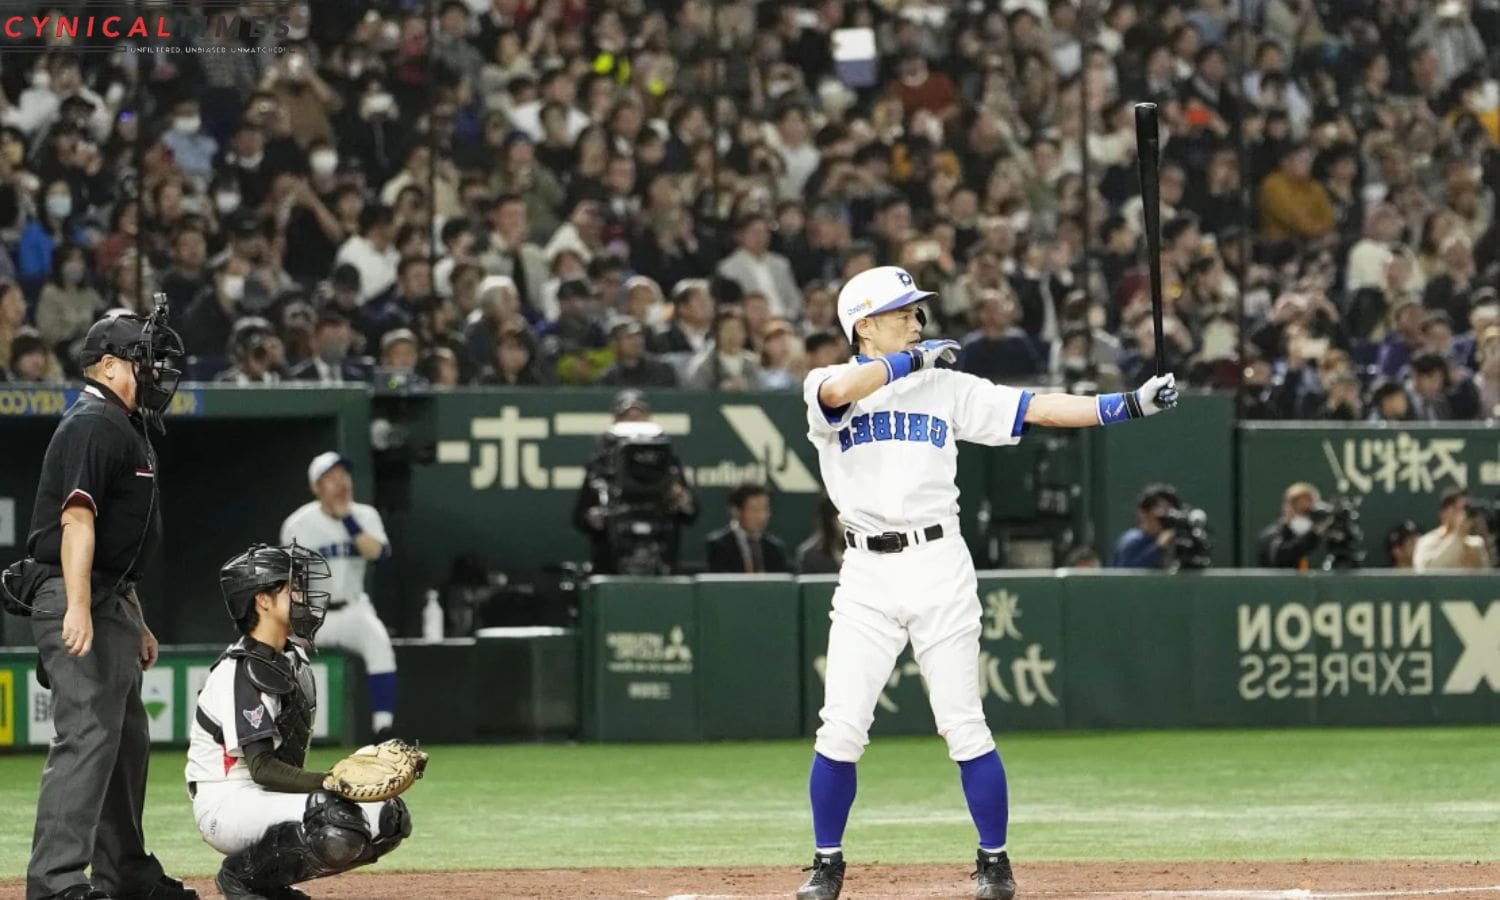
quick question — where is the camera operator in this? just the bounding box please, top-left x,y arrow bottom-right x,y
572,390 -> 698,574
1257,482 -> 1366,570
1414,487 -> 1493,571
1256,482 -> 1324,568
1110,484 -> 1181,569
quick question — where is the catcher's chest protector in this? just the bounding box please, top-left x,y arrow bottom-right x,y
221,640 -> 317,768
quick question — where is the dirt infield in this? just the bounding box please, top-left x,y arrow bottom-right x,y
22,860 -> 1484,899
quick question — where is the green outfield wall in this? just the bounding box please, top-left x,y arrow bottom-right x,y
582,572 -> 1500,741
4,386 -> 1499,649
0,646 -> 354,749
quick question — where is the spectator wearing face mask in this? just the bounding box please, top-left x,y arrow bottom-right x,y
1256,482 -> 1326,569
159,98 -> 219,180
284,168 -> 353,287
17,177 -> 84,292
181,257 -> 252,363
34,242 -> 103,349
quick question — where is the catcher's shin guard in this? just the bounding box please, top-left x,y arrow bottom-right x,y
304,790 -> 376,871
347,797 -> 412,868
215,822 -> 320,898
217,792 -> 396,897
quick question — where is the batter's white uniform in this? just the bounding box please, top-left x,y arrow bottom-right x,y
279,502 -> 395,677
804,363 -> 1030,764
185,640 -> 385,855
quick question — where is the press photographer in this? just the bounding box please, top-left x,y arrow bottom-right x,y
572,390 -> 698,575
1110,483 -> 1213,571
1256,482 -> 1365,570
1414,487 -> 1493,572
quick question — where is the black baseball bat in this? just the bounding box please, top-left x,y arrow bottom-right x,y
1134,102 -> 1166,378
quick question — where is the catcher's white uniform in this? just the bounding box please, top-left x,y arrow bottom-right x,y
185,637 -> 384,854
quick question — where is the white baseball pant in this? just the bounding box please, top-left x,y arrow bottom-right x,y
813,523 -> 994,764
317,593 -> 396,675
191,780 -> 387,855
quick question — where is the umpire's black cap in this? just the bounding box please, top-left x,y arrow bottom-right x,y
78,313 -> 147,367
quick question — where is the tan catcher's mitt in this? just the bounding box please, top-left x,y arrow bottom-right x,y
323,739 -> 429,802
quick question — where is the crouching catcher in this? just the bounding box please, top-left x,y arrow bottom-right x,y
185,542 -> 426,899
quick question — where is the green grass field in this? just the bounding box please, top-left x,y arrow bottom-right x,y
2,727 -> 1497,879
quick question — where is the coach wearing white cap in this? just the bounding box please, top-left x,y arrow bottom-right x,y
279,451 -> 399,736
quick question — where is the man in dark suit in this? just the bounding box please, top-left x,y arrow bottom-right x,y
288,310 -> 369,384
705,483 -> 790,574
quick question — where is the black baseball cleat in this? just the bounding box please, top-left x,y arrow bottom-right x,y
795,850 -> 846,900
212,870 -> 309,900
214,868 -> 268,900
972,850 -> 1016,900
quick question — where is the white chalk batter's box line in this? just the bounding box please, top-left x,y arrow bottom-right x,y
661,887 -> 1500,899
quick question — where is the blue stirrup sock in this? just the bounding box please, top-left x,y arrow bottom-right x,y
809,752 -> 857,851
958,750 -> 1009,851
368,671 -> 397,714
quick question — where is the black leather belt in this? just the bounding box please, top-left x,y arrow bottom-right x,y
845,524 -> 944,554
327,599 -> 349,611
187,781 -> 197,799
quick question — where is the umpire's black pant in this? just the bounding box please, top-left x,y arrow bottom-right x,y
27,576 -> 164,900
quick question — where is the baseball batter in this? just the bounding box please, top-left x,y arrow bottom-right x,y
796,266 -> 1178,900
186,542 -> 412,899
281,452 -> 398,736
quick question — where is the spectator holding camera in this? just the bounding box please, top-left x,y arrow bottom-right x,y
1110,484 -> 1181,569
1256,482 -> 1325,569
1414,487 -> 1493,572
215,317 -> 283,385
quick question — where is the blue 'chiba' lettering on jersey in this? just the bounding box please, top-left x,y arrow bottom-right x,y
837,411 -> 949,452
315,542 -> 359,560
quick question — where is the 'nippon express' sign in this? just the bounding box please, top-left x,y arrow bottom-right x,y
1236,599 -> 1500,700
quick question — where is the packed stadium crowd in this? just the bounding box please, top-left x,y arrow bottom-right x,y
0,0 -> 1495,420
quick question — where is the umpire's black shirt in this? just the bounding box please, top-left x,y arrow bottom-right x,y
27,380 -> 160,579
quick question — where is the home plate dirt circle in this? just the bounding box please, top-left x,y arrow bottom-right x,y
121,860 -> 1500,899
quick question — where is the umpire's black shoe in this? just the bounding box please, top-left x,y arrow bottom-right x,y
972,850 -> 1016,900
266,887 -> 311,900
46,886 -> 113,900
795,850 -> 845,900
117,875 -> 198,900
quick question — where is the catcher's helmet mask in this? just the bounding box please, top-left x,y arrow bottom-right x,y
219,541 -> 332,646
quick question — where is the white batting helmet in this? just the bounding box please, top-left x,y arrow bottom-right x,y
836,266 -> 936,341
